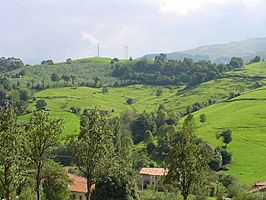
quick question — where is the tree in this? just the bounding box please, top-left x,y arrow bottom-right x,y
216,129 -> 232,147
93,77 -> 100,87
62,75 -> 70,86
0,104 -> 24,200
131,113 -> 156,144
51,73 -> 60,87
36,100 -> 47,111
19,90 -> 30,102
42,160 -> 71,200
155,53 -> 167,65
200,113 -> 206,124
165,115 -> 211,200
126,98 -> 135,105
156,108 -> 168,128
74,108 -> 115,200
229,57 -> 244,68
156,87 -> 163,97
249,56 -> 261,64
144,130 -> 153,144
71,76 -> 76,87
66,58 -> 72,64
102,87 -> 109,93
23,111 -> 63,200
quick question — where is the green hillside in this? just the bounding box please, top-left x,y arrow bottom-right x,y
24,61 -> 266,184
31,85 -> 178,114
189,86 -> 266,185
9,57 -> 118,87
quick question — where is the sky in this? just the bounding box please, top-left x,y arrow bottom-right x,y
0,0 -> 266,64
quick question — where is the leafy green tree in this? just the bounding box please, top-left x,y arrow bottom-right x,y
126,98 -> 135,105
131,113 -> 156,144
155,53 -> 167,65
156,108 -> 168,128
93,77 -> 100,87
249,56 -> 261,64
216,147 -> 232,165
66,58 -> 72,64
216,129 -> 232,147
229,57 -> 244,68
102,87 -> 109,93
0,104 -> 24,200
156,87 -> 163,97
200,113 -> 206,124
144,130 -> 153,144
23,111 -> 63,200
165,115 -> 211,200
36,100 -> 47,111
51,73 -> 60,87
74,108 -> 115,200
19,90 -> 30,102
71,75 -> 76,86
62,75 -> 70,86
43,159 -> 71,200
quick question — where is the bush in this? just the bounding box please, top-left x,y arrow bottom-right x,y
36,99 -> 47,111
102,87 -> 109,93
127,98 -> 135,105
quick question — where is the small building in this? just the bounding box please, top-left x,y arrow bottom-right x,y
250,181 -> 266,192
68,173 -> 95,200
138,167 -> 168,189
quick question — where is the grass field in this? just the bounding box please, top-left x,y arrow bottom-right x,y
20,111 -> 80,136
26,61 -> 266,184
32,85 -> 178,114
188,86 -> 266,185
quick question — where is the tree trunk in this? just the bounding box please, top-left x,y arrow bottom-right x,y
36,164 -> 42,200
4,165 -> 11,200
86,176 -> 92,200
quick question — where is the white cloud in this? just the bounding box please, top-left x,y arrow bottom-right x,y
144,0 -> 263,16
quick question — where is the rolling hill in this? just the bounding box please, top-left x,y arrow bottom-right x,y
145,37 -> 266,63
23,61 -> 266,184
191,86 -> 266,185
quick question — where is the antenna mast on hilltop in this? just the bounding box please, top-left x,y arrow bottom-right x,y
97,43 -> 100,58
125,45 -> 128,60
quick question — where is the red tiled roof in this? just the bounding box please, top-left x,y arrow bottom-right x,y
68,173 -> 95,193
139,168 -> 168,176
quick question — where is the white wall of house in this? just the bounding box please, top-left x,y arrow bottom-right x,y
72,192 -> 86,200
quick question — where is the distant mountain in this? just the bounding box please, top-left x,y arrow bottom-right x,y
144,37 -> 266,63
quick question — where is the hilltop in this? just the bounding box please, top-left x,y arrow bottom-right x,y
145,37 -> 266,63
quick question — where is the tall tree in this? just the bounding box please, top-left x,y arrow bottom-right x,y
74,108 -> 115,200
200,113 -> 206,124
0,104 -> 23,200
165,115 -> 211,200
51,73 -> 60,87
216,129 -> 232,147
23,111 -> 63,200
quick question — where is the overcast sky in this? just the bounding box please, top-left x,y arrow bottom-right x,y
0,0 -> 266,64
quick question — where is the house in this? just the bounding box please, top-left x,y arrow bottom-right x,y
138,167 -> 168,189
250,181 -> 266,192
68,173 -> 95,200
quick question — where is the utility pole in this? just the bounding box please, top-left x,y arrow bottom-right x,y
97,43 -> 100,58
125,45 -> 128,60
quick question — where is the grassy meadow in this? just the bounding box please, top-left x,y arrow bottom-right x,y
190,86 -> 266,185
22,61 -> 266,184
